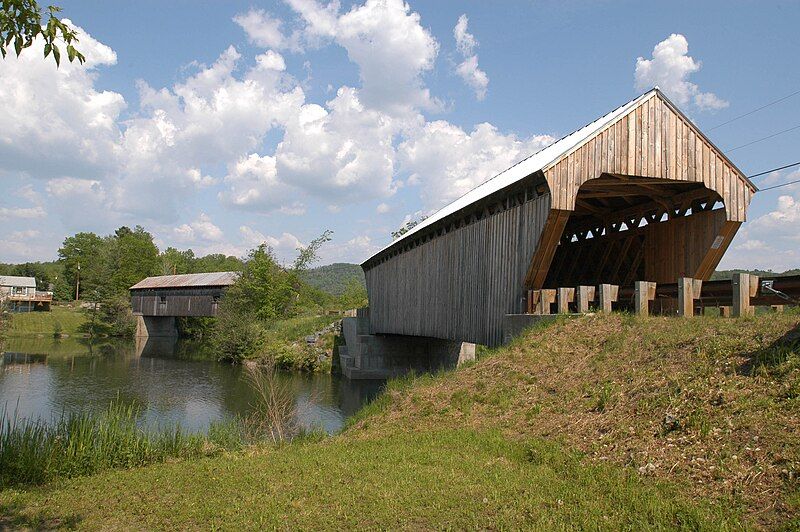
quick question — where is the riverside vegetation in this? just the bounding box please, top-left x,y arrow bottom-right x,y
1,311 -> 798,529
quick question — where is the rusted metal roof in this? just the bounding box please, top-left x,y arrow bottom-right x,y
129,271 -> 239,290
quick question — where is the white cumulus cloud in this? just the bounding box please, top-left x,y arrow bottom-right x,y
399,121 -> 553,210
635,33 -> 728,111
453,14 -> 488,100
174,213 -> 224,242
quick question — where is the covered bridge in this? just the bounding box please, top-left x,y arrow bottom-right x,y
130,272 -> 238,337
362,88 -> 756,347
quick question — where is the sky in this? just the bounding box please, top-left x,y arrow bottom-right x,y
0,0 -> 798,270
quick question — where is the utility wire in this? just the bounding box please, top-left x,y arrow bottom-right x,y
758,178 -> 800,191
746,160 -> 800,179
727,124 -> 800,152
743,161 -> 800,193
708,89 -> 800,131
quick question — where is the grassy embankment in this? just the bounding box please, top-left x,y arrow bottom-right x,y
259,314 -> 339,371
2,312 -> 798,529
4,306 -> 87,338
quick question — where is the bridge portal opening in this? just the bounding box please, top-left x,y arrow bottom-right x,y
544,173 -> 727,288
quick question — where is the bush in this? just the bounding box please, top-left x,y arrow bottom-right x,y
79,295 -> 136,338
212,306 -> 265,363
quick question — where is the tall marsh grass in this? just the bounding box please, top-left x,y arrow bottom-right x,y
0,402 -> 242,488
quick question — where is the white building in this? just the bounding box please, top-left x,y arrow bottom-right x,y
0,275 -> 51,311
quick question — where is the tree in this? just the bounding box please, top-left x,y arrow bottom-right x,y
1,0 -> 84,66
58,232 -> 104,300
107,226 -> 159,294
293,230 -> 333,271
159,247 -> 195,276
391,217 -> 427,239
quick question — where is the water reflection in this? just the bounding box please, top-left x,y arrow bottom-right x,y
1,337 -> 383,434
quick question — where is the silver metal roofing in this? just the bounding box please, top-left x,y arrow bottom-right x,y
0,275 -> 36,288
129,271 -> 239,290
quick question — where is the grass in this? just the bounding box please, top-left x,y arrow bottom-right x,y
348,311 -> 800,528
0,402 -> 242,488
1,312 -> 798,528
0,430 -> 739,530
5,306 -> 87,337
262,314 -> 336,346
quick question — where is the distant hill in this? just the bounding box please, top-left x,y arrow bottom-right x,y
300,263 -> 365,295
711,268 -> 800,280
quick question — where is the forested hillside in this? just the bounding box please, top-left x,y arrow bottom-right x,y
299,263 -> 365,296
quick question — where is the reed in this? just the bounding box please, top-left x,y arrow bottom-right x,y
0,402 -> 241,488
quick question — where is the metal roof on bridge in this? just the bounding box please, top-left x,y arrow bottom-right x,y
129,272 -> 239,290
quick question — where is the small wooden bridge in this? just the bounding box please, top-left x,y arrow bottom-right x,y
361,88 -> 761,348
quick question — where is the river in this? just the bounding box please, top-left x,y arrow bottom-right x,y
0,336 -> 383,434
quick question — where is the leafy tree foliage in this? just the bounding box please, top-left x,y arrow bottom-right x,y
391,216 -> 427,239
213,232 -> 333,362
58,232 -> 104,299
0,0 -> 84,66
293,230 -> 333,271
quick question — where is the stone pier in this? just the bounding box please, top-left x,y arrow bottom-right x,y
335,309 -> 475,380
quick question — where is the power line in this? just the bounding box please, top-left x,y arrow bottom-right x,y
708,88 -> 800,131
727,124 -> 800,152
759,178 -> 800,191
746,160 -> 800,179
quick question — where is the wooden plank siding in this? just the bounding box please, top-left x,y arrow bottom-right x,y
131,287 -> 224,317
365,188 -> 551,347
542,92 -> 754,222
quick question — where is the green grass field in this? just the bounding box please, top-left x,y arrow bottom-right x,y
5,306 -> 87,337
0,430 -> 738,530
1,312 -> 798,529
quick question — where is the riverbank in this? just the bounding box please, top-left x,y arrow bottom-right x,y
2,312 -> 798,528
3,306 -> 87,338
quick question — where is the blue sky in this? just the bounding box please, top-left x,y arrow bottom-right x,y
1,0 -> 798,269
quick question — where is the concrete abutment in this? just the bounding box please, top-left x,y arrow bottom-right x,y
135,315 -> 178,338
335,310 -> 475,380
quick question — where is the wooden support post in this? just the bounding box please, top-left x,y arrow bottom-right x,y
719,306 -> 731,317
732,273 -> 756,317
634,281 -> 656,316
598,284 -> 618,314
576,285 -> 595,313
538,289 -> 556,315
678,277 -> 702,317
556,287 -> 575,314
528,290 -> 540,315
526,290 -> 534,314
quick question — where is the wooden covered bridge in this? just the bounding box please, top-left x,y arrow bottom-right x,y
361,88 -> 757,348
130,272 -> 238,337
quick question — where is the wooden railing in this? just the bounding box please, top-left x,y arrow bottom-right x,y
6,291 -> 53,302
526,273 -> 800,317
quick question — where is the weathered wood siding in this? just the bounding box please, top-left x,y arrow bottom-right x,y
365,191 -> 551,347
131,287 -> 223,317
543,93 -> 754,222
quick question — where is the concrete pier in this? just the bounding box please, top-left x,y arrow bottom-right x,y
135,315 -> 178,338
335,310 -> 475,380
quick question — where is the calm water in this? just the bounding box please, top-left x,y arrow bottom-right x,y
0,336 -> 383,434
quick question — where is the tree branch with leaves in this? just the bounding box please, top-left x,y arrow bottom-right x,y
1,0 -> 84,66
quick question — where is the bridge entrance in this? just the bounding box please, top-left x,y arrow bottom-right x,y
544,174 -> 731,288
